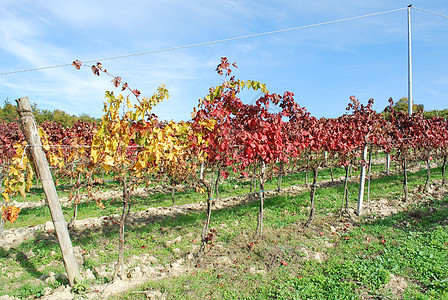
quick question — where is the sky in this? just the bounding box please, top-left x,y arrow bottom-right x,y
0,0 -> 447,121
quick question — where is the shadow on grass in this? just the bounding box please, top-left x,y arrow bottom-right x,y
15,251 -> 43,278
67,192 -> 267,245
371,196 -> 448,231
0,247 -> 41,279
0,240 -> 47,280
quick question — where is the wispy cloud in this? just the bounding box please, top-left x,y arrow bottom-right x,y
0,0 -> 446,120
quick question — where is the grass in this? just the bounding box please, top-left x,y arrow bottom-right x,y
1,164 -> 324,230
3,160 -> 369,230
0,162 -> 447,299
109,196 -> 448,299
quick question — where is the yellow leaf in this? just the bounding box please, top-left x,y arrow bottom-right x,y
12,168 -> 19,176
2,192 -> 9,202
97,201 -> 106,209
18,184 -> 26,198
104,155 -> 115,166
2,206 -> 21,223
91,148 -> 99,163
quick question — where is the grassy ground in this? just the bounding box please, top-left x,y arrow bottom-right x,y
4,156 -> 396,229
108,167 -> 448,300
0,163 -> 447,299
3,163 -> 357,230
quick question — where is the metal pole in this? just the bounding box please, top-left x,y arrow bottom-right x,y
407,4 -> 413,115
357,144 -> 368,216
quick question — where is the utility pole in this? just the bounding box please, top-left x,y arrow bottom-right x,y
407,4 -> 413,115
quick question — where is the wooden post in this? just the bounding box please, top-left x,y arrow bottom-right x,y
16,97 -> 81,286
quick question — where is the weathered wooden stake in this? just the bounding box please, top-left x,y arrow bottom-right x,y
16,97 -> 81,286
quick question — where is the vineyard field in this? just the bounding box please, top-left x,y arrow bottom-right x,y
1,59 -> 448,299
0,163 -> 447,299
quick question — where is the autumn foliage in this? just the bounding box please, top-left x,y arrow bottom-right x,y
1,57 -> 447,229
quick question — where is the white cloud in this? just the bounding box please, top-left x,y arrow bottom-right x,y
0,0 -> 447,120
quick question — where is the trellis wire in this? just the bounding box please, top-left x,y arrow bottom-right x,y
0,7 -> 410,76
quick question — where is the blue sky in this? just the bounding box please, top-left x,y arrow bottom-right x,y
0,0 -> 447,121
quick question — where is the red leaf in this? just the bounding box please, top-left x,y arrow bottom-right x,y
221,170 -> 229,179
112,76 -> 121,88
72,60 -> 82,70
91,65 -> 100,76
132,89 -> 141,97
